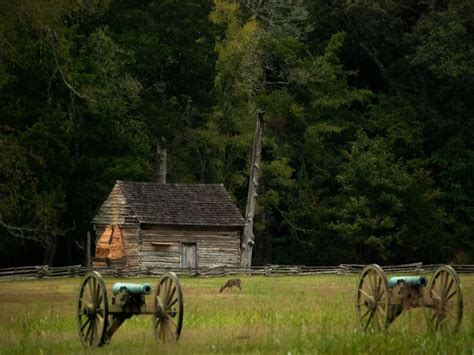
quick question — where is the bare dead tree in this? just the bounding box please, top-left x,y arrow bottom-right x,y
241,110 -> 264,268
0,217 -> 75,266
156,139 -> 167,184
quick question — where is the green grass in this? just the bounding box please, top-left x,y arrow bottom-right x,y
0,274 -> 473,354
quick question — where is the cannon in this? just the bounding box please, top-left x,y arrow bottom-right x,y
76,271 -> 183,347
355,264 -> 463,332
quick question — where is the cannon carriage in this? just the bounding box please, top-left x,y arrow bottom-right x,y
76,271 -> 183,347
356,264 -> 463,332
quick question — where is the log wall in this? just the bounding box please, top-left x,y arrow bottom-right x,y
92,183 -> 138,238
140,226 -> 241,268
91,183 -> 242,268
122,226 -> 141,268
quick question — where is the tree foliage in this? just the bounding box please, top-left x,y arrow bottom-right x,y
0,0 -> 472,265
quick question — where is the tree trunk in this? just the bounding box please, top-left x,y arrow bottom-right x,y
156,140 -> 167,184
241,111 -> 264,268
417,73 -> 428,114
42,237 -> 57,266
86,231 -> 91,267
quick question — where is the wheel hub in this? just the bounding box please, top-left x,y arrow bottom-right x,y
155,301 -> 166,318
365,296 -> 377,310
84,304 -> 96,319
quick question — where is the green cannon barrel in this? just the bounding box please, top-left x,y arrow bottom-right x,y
388,276 -> 428,288
112,282 -> 152,295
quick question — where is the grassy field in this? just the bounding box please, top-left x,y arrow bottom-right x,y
0,274 -> 473,354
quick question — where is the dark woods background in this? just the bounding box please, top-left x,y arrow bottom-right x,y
1,0 -> 473,267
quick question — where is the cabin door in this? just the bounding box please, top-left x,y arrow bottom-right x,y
181,242 -> 197,268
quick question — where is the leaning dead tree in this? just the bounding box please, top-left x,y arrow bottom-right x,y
241,110 -> 264,268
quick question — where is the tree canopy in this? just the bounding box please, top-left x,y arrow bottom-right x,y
1,0 -> 472,266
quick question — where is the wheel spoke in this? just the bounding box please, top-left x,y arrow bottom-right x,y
163,279 -> 171,305
159,279 -> 167,300
86,281 -> 93,304
160,317 -> 177,341
89,279 -> 95,305
97,292 -> 103,307
154,316 -> 162,330
447,289 -> 457,300
166,315 -> 178,329
441,273 -> 447,297
84,279 -> 92,303
439,315 -> 454,332
357,300 -> 366,306
444,278 -> 454,298
373,310 -> 380,329
153,273 -> 182,343
365,311 -> 374,329
85,319 -> 93,343
360,308 -> 371,320
373,276 -> 381,299
167,278 -> 173,300
93,278 -> 100,305
96,313 -> 104,328
166,286 -> 177,307
81,318 -> 91,332
378,294 -> 387,304
377,305 -> 386,318
370,273 -> 376,296
431,288 -> 441,300
77,272 -> 108,347
157,293 -> 165,308
93,318 -> 99,344
376,288 -> 386,302
168,297 -> 178,309
377,310 -> 385,330
446,308 -> 456,319
359,288 -> 371,299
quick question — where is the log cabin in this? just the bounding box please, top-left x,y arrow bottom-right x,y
91,181 -> 245,269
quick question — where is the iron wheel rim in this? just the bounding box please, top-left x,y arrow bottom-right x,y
356,264 -> 389,331
77,271 -> 109,347
152,272 -> 184,343
425,265 -> 463,333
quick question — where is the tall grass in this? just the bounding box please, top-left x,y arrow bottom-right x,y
0,274 -> 472,354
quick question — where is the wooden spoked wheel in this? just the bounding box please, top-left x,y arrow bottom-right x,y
77,271 -> 109,347
153,272 -> 184,343
425,265 -> 463,333
356,264 -> 389,331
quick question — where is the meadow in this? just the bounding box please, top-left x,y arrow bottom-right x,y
0,274 -> 473,354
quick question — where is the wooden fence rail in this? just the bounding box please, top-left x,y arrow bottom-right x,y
0,263 -> 473,280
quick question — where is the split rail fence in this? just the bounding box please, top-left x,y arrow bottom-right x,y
0,262 -> 473,280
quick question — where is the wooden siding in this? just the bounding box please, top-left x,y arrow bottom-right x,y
122,226 -> 141,268
140,226 -> 241,268
92,183 -> 139,228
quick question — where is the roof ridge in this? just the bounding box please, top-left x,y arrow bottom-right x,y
102,181 -> 244,227
119,181 -> 224,186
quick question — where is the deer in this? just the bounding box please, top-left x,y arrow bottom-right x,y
219,279 -> 242,293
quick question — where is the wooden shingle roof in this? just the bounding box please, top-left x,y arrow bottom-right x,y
115,180 -> 245,227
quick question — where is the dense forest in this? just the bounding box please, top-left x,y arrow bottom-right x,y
0,0 -> 473,267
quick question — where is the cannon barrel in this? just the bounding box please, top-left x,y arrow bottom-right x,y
388,276 -> 427,288
112,282 -> 152,295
